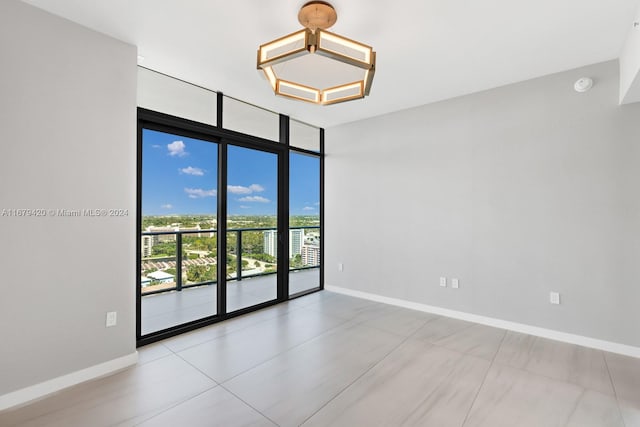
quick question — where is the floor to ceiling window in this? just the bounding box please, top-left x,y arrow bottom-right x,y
289,119 -> 323,296
137,67 -> 323,345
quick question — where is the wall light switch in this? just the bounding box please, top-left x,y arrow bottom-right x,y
338,263 -> 344,272
106,311 -> 117,327
451,278 -> 459,289
439,277 -> 447,287
549,292 -> 560,305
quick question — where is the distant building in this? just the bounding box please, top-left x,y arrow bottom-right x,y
141,235 -> 153,257
147,270 -> 175,284
146,226 -> 177,243
140,276 -> 152,287
263,230 -> 277,257
290,229 -> 304,257
146,224 -> 207,243
179,224 -> 203,238
263,229 -> 305,258
301,244 -> 320,266
304,233 -> 319,245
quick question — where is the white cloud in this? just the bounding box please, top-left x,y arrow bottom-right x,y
152,144 -> 161,149
180,166 -> 204,176
167,140 -> 187,157
238,196 -> 270,203
303,206 -> 315,211
227,185 -> 252,194
228,184 -> 265,194
161,204 -> 173,209
314,202 -> 320,206
184,188 -> 217,199
239,205 -> 250,209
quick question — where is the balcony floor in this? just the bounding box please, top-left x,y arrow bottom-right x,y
142,268 -> 320,335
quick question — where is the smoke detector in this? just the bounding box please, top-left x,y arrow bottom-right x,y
574,77 -> 593,93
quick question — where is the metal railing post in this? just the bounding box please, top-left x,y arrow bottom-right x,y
176,232 -> 183,291
236,230 -> 242,281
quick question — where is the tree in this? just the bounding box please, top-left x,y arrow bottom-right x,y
186,265 -> 216,283
151,242 -> 176,257
289,254 -> 304,269
248,253 -> 276,263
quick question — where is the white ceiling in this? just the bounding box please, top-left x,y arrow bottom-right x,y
23,0 -> 640,128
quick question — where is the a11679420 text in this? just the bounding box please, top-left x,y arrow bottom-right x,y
1,208 -> 129,217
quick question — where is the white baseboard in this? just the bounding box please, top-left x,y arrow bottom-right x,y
0,351 -> 138,411
325,285 -> 640,359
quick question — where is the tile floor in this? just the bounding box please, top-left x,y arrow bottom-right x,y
1,290 -> 639,427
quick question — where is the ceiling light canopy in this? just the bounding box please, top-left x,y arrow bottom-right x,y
257,1 -> 376,106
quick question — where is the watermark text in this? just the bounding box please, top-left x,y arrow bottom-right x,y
1,208 -> 129,218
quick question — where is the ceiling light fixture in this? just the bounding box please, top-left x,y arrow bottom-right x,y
257,1 -> 376,105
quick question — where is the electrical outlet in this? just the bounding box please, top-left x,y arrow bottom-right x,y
451,278 -> 459,289
106,311 -> 117,327
338,263 -> 344,272
439,277 -> 447,287
549,292 -> 560,305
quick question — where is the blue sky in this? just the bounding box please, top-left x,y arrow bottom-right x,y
142,129 -> 319,216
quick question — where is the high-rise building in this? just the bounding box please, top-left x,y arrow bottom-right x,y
290,229 -> 304,257
301,244 -> 320,266
263,229 -> 306,258
263,230 -> 278,257
141,235 -> 153,257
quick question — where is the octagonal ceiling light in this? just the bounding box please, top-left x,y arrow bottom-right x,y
257,1 -> 376,106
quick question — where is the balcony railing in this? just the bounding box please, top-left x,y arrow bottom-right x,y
140,226 -> 320,295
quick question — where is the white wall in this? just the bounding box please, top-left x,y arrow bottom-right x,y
326,60 -> 640,347
0,0 -> 137,400
619,5 -> 640,104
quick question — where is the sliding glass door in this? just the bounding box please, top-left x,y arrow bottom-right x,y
140,129 -> 219,335
138,124 -> 287,338
226,145 -> 279,312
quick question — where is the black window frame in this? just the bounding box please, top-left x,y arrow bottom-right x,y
136,98 -> 324,347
